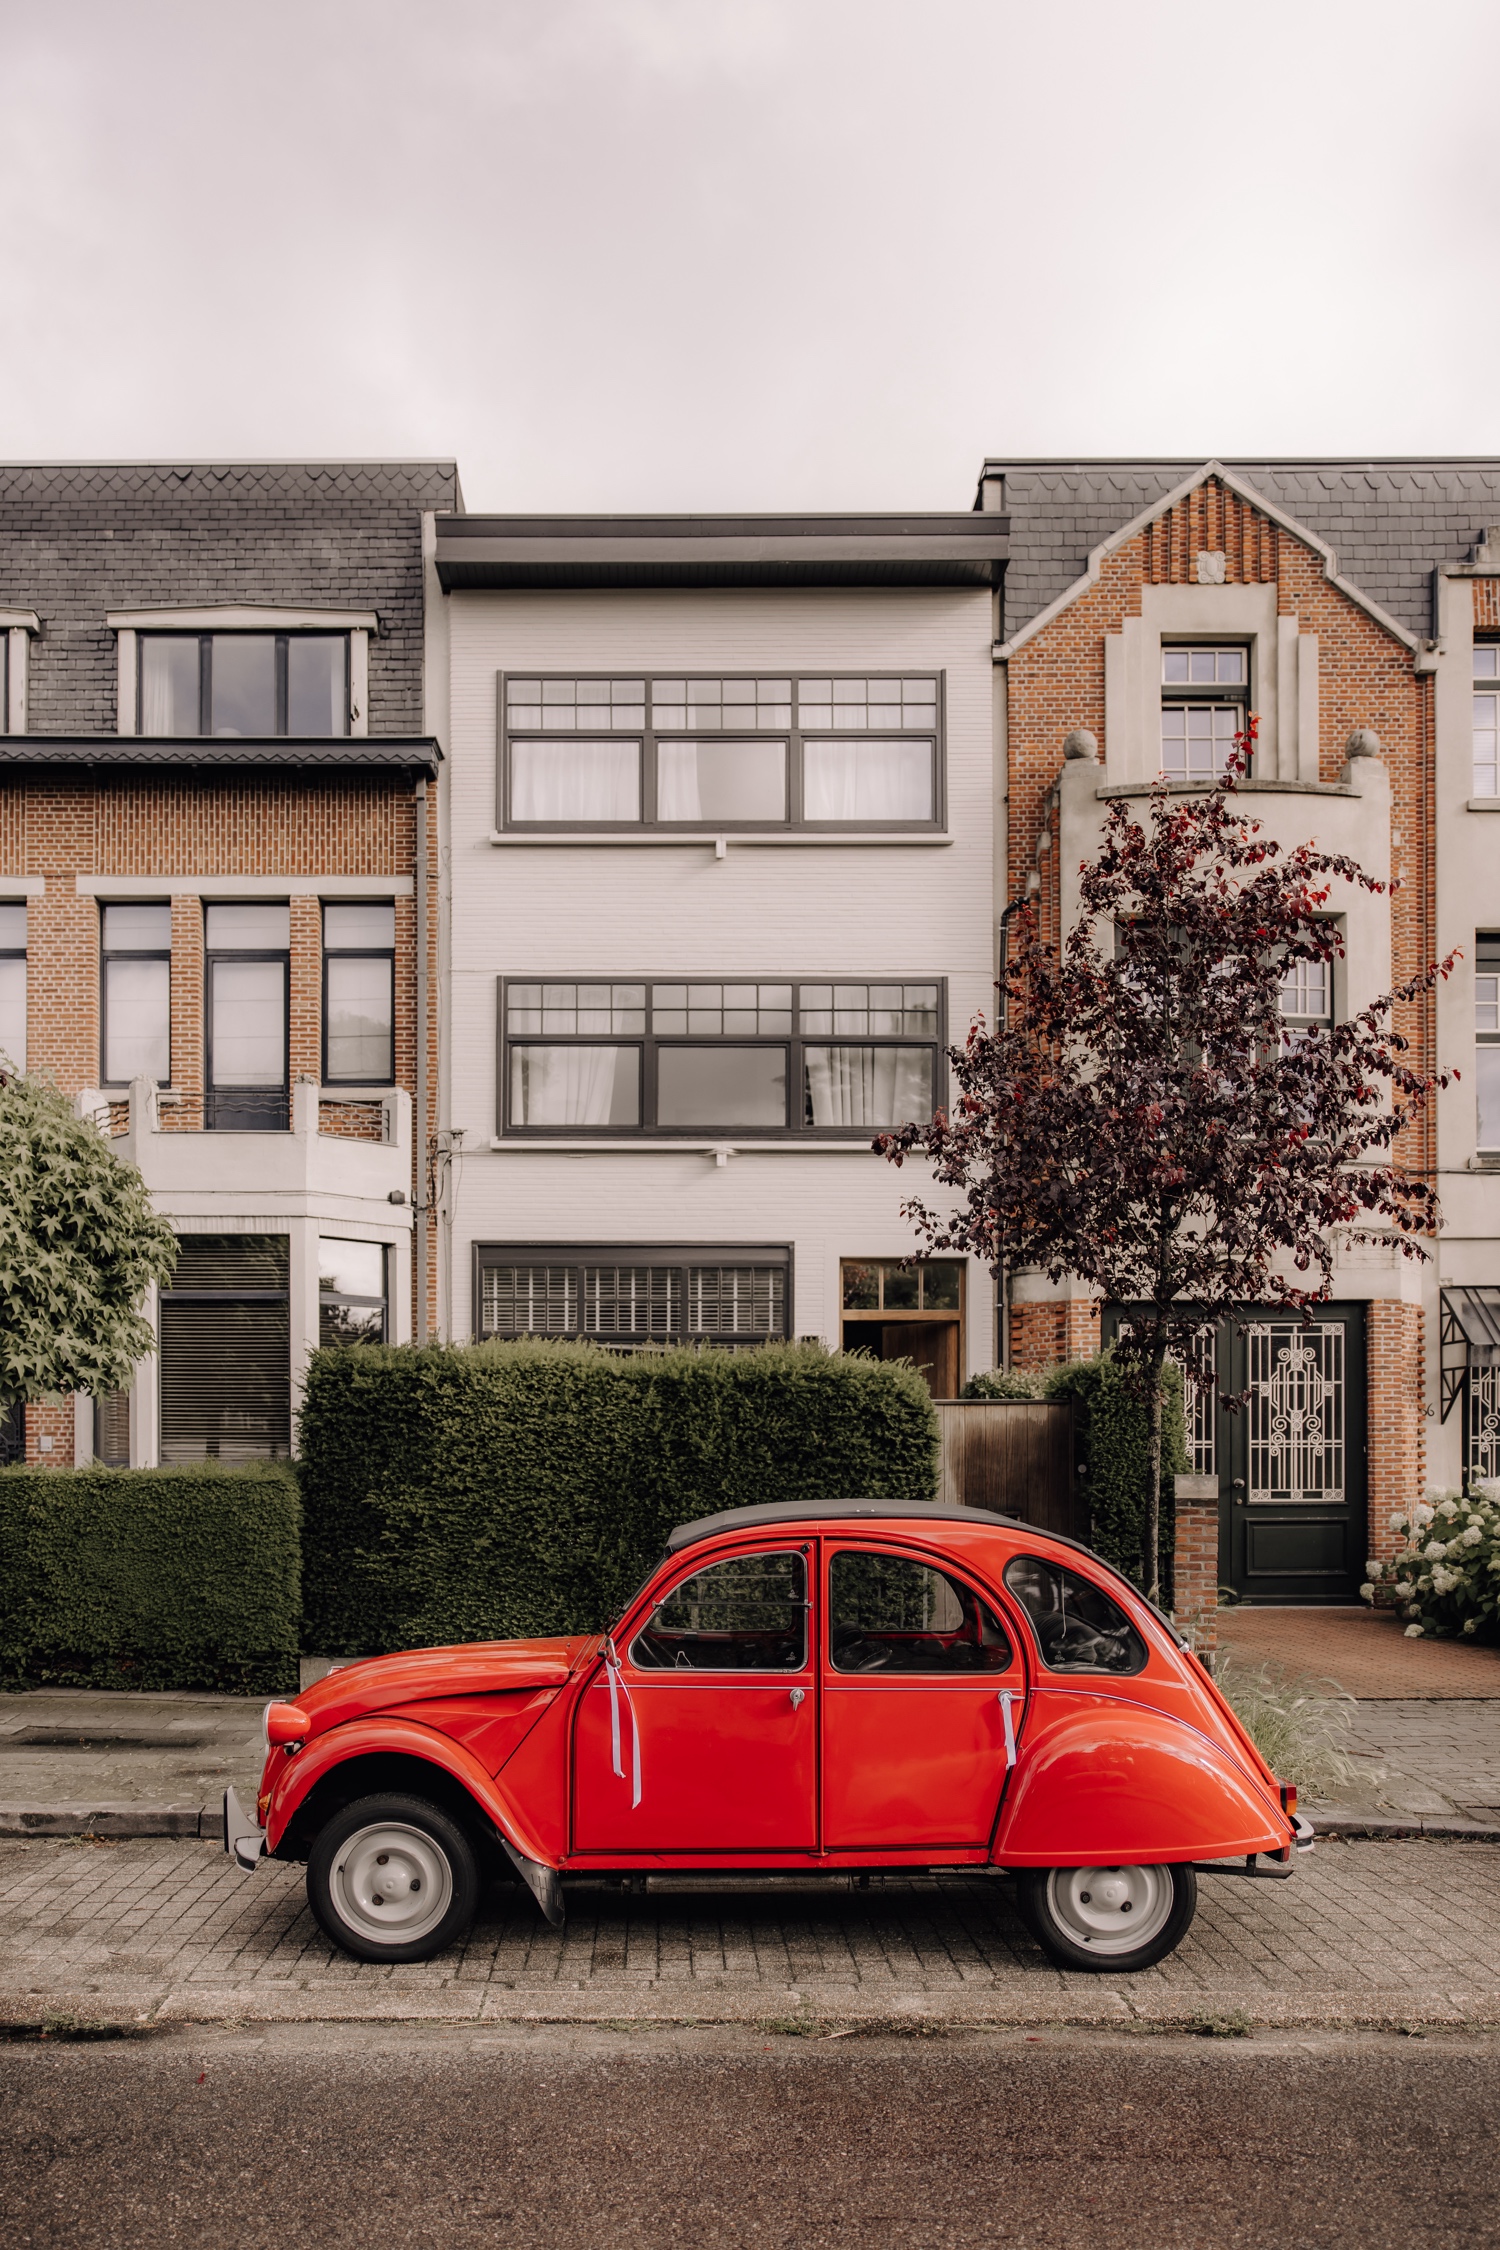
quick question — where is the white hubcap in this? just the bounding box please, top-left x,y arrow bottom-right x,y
1047,1865 -> 1174,1954
331,1822 -> 454,1945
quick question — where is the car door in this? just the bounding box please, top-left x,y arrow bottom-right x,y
571,1544 -> 817,1854
820,1543 -> 1023,1851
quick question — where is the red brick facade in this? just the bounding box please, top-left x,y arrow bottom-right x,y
1010,1297 -> 1102,1370
1171,1499 -> 1220,1650
5,764 -> 439,1463
1367,1298 -> 1427,1568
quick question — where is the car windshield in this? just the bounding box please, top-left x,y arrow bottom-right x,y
630,1549 -> 807,1671
1003,1554 -> 1148,1675
828,1550 -> 1012,1673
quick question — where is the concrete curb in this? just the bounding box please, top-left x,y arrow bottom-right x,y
0,1805 -> 226,1840
1306,1807 -> 1500,1842
2,1983 -> 1499,2034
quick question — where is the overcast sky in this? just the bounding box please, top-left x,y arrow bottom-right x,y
1,0 -> 1496,511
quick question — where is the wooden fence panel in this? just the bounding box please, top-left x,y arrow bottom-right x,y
934,1400 -> 1081,1541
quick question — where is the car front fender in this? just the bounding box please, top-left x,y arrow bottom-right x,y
263,1714 -> 558,1868
993,1691 -> 1290,1867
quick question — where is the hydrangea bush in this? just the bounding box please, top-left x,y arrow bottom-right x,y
1362,1483 -> 1500,1643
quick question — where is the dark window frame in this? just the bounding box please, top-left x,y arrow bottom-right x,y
473,1239 -> 794,1348
497,671 -> 946,833
138,631 -> 351,738
321,902 -> 397,1087
497,977 -> 947,1140
99,902 -> 172,1089
318,1239 -> 390,1347
204,908 -> 291,1132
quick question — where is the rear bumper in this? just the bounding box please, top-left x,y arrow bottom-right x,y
1196,1812 -> 1314,1881
223,1786 -> 266,1872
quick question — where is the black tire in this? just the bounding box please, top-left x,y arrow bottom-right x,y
306,1792 -> 481,1963
1015,1863 -> 1197,1973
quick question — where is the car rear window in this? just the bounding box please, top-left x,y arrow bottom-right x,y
1002,1555 -> 1148,1675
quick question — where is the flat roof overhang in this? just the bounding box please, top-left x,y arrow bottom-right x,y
433,513 -> 1008,592
0,735 -> 442,777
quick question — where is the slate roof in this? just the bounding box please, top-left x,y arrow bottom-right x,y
0,734 -> 441,774
986,458 -> 1500,643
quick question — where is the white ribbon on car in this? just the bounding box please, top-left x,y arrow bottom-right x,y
998,1688 -> 1018,1769
604,1638 -> 642,1809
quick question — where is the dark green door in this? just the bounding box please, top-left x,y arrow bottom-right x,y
1102,1302 -> 1367,1605
1221,1304 -> 1366,1604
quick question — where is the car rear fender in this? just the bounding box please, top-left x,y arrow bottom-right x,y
263,1714 -> 557,1868
992,1691 -> 1291,1867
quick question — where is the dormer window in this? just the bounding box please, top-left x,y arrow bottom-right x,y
1160,645 -> 1247,781
139,633 -> 349,738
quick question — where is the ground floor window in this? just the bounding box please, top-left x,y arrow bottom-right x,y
318,1239 -> 389,1346
94,1390 -> 130,1467
476,1242 -> 790,1347
840,1256 -> 964,1398
159,1233 -> 291,1461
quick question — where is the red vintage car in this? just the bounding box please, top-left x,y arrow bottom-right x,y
225,1500 -> 1312,1973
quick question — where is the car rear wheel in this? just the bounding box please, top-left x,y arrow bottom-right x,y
1015,1863 -> 1197,1973
307,1793 -> 480,1963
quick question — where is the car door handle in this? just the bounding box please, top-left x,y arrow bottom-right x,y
998,1689 -> 1018,1768
789,1688 -> 805,1709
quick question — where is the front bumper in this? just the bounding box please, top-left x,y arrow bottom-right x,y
1195,1812 -> 1315,1881
224,1785 -> 266,1871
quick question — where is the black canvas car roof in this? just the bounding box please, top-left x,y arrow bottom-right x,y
665,1498 -> 1029,1553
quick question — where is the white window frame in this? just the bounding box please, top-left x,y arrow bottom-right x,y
0,612 -> 40,734
107,606 -> 376,738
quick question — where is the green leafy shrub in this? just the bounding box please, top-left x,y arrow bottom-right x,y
0,1464 -> 300,1692
299,1339 -> 939,1655
1364,1486 -> 1500,1643
1042,1353 -> 1187,1588
960,1367 -> 1045,1400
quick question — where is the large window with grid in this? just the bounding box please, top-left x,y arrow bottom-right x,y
1475,644 -> 1500,797
101,904 -> 171,1085
1160,645 -> 1248,782
499,673 -> 943,829
477,1242 -> 791,1347
1478,934 -> 1500,1153
500,979 -> 944,1137
1279,952 -> 1334,1041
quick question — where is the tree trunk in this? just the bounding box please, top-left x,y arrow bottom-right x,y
1143,1342 -> 1168,1605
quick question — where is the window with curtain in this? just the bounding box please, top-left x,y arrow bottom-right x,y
1478,933 -> 1500,1152
501,979 -> 941,1136
101,903 -> 171,1084
1475,645 -> 1500,796
323,902 -> 395,1083
501,673 -> 942,829
478,1242 -> 790,1346
140,634 -> 348,737
0,902 -> 25,1069
205,903 -> 290,1130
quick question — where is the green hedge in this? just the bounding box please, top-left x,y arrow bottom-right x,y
963,1353 -> 1189,1590
0,1465 -> 301,1693
299,1339 -> 939,1655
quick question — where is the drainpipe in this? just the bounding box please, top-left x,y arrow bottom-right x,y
414,773 -> 429,1344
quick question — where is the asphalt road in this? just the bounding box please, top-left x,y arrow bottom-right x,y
2,2022 -> 1493,2248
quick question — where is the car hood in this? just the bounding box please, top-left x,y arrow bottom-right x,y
294,1636 -> 602,1734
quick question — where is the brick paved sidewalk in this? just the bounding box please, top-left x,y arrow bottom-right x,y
1215,1604 -> 1500,1697
0,1835 -> 1496,2032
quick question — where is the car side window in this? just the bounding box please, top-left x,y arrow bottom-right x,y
629,1549 -> 807,1672
828,1550 -> 1012,1674
1003,1555 -> 1148,1675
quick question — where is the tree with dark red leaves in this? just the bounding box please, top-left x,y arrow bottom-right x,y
876,738 -> 1454,1602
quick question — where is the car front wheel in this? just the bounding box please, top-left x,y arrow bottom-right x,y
307,1793 -> 481,1963
1015,1863 -> 1197,1973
